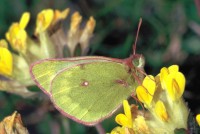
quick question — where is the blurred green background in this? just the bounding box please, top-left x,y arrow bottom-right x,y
0,0 -> 200,133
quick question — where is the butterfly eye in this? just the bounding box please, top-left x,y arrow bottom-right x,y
132,55 -> 145,69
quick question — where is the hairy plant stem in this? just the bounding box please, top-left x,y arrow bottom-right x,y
95,123 -> 105,134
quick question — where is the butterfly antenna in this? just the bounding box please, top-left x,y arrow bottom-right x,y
133,18 -> 142,55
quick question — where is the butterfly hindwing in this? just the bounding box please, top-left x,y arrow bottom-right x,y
50,61 -> 137,125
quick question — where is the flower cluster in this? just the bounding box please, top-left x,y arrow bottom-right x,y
0,8 -> 95,97
111,65 -> 191,134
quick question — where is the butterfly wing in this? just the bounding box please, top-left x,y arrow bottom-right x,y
30,56 -> 114,95
50,61 -> 137,125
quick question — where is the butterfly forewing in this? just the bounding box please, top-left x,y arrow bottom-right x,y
50,62 -> 137,125
30,56 -> 114,95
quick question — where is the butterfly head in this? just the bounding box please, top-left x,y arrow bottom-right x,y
132,54 -> 145,69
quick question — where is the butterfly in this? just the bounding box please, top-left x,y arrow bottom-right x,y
30,19 -> 144,126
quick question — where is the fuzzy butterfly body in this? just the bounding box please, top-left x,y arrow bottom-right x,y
30,19 -> 144,126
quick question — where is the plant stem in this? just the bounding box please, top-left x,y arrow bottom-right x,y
195,0 -> 200,16
95,123 -> 105,134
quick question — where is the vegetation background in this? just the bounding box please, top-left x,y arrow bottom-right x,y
0,0 -> 200,133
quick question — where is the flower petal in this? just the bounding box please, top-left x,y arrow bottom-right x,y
0,47 -> 13,76
165,72 -> 185,101
53,8 -> 70,23
111,126 -> 125,134
134,115 -> 149,133
155,100 -> 168,122
175,72 -> 185,97
143,75 -> 156,95
196,114 -> 200,126
6,16 -> 28,53
168,65 -> 179,73
123,100 -> 132,123
115,114 -> 131,128
160,67 -> 169,90
136,86 -> 153,107
35,9 -> 54,34
115,101 -> 133,128
70,12 -> 82,35
79,16 -> 96,54
0,39 -> 8,48
19,12 -> 30,29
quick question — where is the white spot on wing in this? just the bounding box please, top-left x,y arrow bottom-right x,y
81,80 -> 89,87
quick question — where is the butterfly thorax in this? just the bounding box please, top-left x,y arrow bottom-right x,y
124,54 -> 145,70
124,54 -> 145,84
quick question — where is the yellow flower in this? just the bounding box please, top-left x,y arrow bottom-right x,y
0,39 -> 8,48
159,65 -> 185,101
66,11 -> 83,56
168,65 -> 179,73
160,65 -> 179,89
69,12 -> 82,35
134,116 -> 149,133
0,47 -> 13,76
115,100 -> 133,128
155,100 -> 168,122
160,67 -> 169,89
86,17 -> 95,34
113,101 -> 150,134
196,114 -> 200,126
52,8 -> 70,25
136,75 -> 156,107
79,16 -> 96,53
111,65 -> 189,134
165,72 -> 185,101
111,126 -> 125,134
6,12 -> 30,53
35,9 -> 54,34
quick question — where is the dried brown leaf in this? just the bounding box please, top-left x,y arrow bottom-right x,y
0,111 -> 29,134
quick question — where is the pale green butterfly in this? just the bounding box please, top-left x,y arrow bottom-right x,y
30,19 -> 144,126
